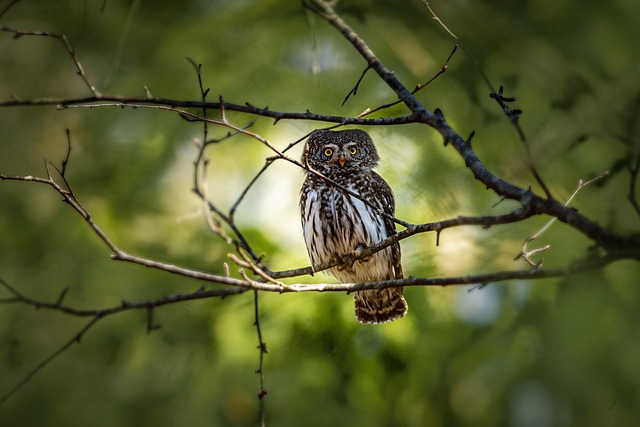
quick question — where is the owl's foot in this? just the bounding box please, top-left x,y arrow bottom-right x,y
354,244 -> 372,263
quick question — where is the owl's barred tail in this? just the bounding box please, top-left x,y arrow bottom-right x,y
354,287 -> 408,324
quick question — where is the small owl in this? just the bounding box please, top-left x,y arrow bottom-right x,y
299,129 -> 407,324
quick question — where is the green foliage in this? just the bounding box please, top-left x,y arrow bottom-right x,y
1,0 -> 639,426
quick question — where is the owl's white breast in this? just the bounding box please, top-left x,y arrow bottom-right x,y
302,186 -> 391,282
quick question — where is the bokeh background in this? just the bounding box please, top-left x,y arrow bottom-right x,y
1,0 -> 639,426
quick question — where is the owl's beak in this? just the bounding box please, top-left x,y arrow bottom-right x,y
338,154 -> 345,168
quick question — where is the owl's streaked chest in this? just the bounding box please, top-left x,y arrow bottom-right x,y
300,177 -> 389,280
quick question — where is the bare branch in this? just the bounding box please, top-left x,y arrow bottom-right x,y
0,94 -> 420,126
278,251 -> 633,293
0,169 -> 255,288
229,253 -> 286,289
200,159 -> 234,245
342,65 -> 372,106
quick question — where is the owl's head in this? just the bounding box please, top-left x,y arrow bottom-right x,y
303,129 -> 380,171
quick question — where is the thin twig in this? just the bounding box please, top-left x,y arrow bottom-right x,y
342,65 -> 372,106
253,290 -> 268,427
61,128 -> 73,176
200,159 -> 234,244
229,253 -> 286,289
517,171 -> 609,266
0,26 -> 100,97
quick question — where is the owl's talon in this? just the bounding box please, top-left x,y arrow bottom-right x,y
353,245 -> 371,263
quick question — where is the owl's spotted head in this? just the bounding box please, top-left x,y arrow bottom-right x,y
303,129 -> 380,171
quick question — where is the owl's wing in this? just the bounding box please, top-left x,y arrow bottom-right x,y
371,172 -> 404,280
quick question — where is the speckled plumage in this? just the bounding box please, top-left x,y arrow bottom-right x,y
300,129 -> 407,324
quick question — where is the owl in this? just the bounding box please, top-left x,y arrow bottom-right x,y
299,129 -> 407,324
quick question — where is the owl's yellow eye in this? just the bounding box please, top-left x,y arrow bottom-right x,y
323,148 -> 333,157
349,147 -> 357,155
